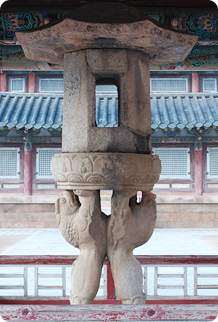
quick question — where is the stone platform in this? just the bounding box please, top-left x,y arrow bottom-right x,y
0,194 -> 218,229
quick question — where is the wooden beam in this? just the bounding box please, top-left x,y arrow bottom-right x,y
0,304 -> 218,321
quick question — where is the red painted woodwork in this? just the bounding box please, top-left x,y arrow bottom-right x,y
192,71 -> 199,93
0,255 -> 218,308
106,259 -> 115,300
1,298 -> 218,305
28,71 -> 35,93
24,149 -> 32,195
194,149 -> 203,195
0,72 -> 7,92
1,255 -> 218,265
0,304 -> 218,321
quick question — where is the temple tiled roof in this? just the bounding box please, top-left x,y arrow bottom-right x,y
0,93 -> 63,129
0,92 -> 218,130
151,94 -> 218,129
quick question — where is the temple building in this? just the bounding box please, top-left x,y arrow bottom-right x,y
0,0 -> 218,229
0,70 -> 218,228
0,0 -> 218,314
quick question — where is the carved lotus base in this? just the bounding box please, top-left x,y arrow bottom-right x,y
51,152 -> 161,191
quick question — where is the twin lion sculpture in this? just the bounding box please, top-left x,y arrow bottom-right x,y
56,189 -> 157,305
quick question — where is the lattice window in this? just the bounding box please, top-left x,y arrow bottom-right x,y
203,78 -> 217,92
96,85 -> 117,93
153,148 -> 190,178
150,78 -> 188,92
36,148 -> 62,178
39,79 -> 64,92
0,148 -> 20,177
207,147 -> 218,178
10,78 -> 25,92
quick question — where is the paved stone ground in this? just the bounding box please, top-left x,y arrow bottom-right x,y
0,228 -> 218,255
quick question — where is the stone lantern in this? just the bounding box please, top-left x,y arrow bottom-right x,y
16,2 -> 198,305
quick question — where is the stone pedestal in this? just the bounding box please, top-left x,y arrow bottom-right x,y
16,1 -> 198,305
52,152 -> 161,304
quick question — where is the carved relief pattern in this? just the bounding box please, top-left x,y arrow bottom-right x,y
55,188 -> 158,304
51,153 -> 161,190
107,191 -> 157,304
56,191 -> 80,248
56,189 -> 107,304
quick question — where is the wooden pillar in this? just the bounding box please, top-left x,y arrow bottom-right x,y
24,142 -> 32,196
0,71 -> 7,92
107,261 -> 115,300
192,72 -> 202,195
28,71 -> 35,93
25,73 -> 35,195
192,71 -> 199,93
194,148 -> 203,195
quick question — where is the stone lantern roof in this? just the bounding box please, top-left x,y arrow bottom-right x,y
16,2 -> 198,67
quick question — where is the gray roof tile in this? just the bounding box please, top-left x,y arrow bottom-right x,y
0,93 -> 63,129
1,92 -> 218,130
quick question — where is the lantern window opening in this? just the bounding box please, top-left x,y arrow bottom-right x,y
95,78 -> 119,128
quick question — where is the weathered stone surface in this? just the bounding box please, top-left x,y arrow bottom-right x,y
62,49 -> 151,153
15,1 -> 198,305
16,3 -> 198,67
51,152 -> 161,191
107,191 -> 157,304
56,188 -> 157,304
56,190 -> 107,304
